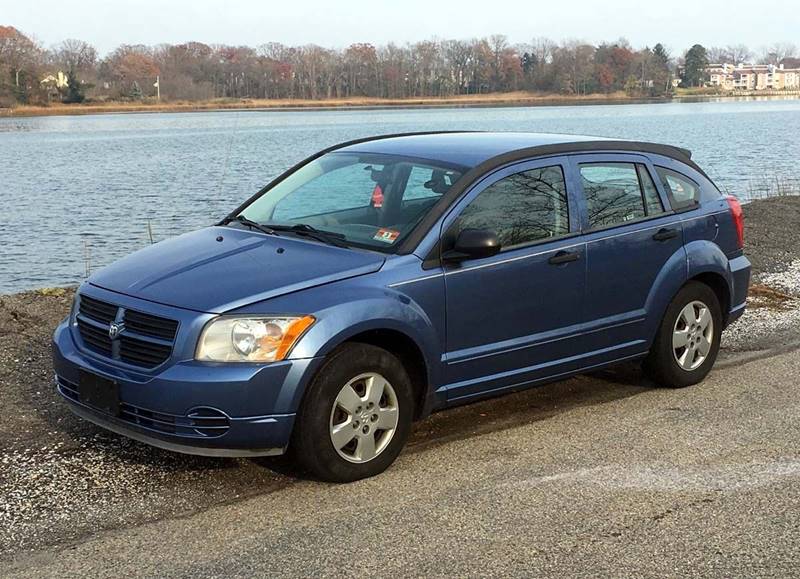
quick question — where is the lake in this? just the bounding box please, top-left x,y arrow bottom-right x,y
2,97 -> 799,294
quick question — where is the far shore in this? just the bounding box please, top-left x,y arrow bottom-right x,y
4,90 -> 800,119
0,91 -> 663,117
5,89 -> 798,118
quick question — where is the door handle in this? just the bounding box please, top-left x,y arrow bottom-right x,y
548,250 -> 580,265
652,228 -> 678,242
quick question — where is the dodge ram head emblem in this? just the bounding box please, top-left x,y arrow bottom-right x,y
108,322 -> 124,339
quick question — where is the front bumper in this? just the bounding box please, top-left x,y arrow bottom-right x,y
53,316 -> 323,457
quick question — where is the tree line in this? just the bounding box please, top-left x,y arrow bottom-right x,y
1,25 -> 798,106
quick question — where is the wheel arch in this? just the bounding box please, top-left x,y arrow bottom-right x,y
684,239 -> 735,326
295,322 -> 435,422
285,292 -> 442,421
644,239 -> 736,345
336,328 -> 431,421
688,271 -> 731,326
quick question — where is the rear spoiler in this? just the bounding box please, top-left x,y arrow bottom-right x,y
671,146 -> 692,159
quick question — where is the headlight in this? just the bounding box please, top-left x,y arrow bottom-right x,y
195,316 -> 315,363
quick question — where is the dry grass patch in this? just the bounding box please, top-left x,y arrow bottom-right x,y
747,283 -> 796,311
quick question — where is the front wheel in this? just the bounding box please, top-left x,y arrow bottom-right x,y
643,281 -> 723,388
291,343 -> 414,482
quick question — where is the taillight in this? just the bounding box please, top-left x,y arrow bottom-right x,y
726,195 -> 744,249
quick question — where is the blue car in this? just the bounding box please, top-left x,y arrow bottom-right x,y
52,132 -> 750,481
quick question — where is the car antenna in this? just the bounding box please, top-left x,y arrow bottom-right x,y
217,111 -> 242,205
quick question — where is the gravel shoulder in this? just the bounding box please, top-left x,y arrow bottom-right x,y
1,195 -> 799,566
721,196 -> 800,353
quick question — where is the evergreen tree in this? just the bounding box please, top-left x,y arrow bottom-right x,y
62,69 -> 85,103
651,43 -> 673,94
681,44 -> 709,87
129,80 -> 143,100
653,44 -> 670,66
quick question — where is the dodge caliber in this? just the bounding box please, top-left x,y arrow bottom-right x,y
52,132 -> 751,482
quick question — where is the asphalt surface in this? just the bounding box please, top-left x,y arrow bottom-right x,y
4,347 -> 800,578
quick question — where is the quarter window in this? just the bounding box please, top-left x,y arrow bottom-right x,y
656,167 -> 700,210
580,162 -> 664,229
453,165 -> 570,249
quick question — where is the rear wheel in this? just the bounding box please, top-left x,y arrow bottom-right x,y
292,343 -> 413,482
643,281 -> 722,388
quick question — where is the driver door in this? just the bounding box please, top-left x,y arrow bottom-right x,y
441,157 -> 587,402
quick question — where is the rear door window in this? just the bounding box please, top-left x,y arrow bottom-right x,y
655,167 -> 701,210
639,165 -> 665,216
579,162 -> 665,229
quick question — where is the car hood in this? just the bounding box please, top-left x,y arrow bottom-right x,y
89,226 -> 386,313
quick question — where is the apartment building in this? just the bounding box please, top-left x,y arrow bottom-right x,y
706,62 -> 800,90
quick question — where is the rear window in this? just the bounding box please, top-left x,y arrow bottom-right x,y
655,167 -> 700,210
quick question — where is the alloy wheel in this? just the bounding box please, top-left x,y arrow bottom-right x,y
672,300 -> 714,371
329,372 -> 399,463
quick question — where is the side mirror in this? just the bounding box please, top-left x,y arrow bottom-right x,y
443,228 -> 501,262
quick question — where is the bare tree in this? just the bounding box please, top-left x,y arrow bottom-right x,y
54,39 -> 97,73
727,44 -> 753,65
0,26 -> 42,90
759,43 -> 798,65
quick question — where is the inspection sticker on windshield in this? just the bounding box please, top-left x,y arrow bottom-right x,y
373,228 -> 400,244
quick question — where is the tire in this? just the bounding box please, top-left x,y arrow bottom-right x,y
291,343 -> 414,482
643,281 -> 723,388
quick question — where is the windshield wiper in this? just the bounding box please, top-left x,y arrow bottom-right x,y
266,223 -> 350,248
222,215 -> 279,236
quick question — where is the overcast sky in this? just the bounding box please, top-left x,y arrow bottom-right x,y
6,0 -> 799,55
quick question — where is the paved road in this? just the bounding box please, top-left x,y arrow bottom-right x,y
6,349 -> 800,578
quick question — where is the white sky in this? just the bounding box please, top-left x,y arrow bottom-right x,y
6,0 -> 799,56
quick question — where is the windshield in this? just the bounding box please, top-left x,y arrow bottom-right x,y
237,152 -> 463,252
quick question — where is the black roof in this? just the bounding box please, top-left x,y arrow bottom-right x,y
336,131 -> 694,168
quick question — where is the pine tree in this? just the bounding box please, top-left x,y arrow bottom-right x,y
653,43 -> 670,66
129,80 -> 143,100
63,69 -> 85,103
681,44 -> 709,88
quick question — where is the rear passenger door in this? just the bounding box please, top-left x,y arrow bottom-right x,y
572,153 -> 686,353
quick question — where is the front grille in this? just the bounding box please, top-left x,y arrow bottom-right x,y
57,376 -> 229,438
119,336 -> 172,367
76,294 -> 179,369
79,295 -> 117,324
77,317 -> 113,356
123,309 -> 178,340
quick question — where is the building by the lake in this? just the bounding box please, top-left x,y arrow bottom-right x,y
706,62 -> 800,91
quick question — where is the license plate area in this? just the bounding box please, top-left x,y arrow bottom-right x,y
78,370 -> 120,416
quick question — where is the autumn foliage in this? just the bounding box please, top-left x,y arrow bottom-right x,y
0,25 -> 796,107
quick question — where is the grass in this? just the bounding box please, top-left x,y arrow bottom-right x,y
744,176 -> 800,200
2,90 -> 660,117
748,283 -> 796,311
34,287 -> 69,297
674,87 -> 800,98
